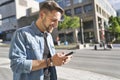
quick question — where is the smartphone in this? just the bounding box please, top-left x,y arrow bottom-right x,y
65,51 -> 74,56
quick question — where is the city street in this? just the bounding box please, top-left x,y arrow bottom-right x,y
0,0 -> 120,80
0,46 -> 120,80
57,48 -> 120,79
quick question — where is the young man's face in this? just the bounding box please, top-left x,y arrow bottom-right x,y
41,10 -> 62,33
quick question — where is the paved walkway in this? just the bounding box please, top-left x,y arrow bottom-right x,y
57,67 -> 120,80
0,58 -> 120,80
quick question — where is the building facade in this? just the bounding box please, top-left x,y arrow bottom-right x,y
0,0 -> 39,40
55,0 -> 116,43
117,9 -> 120,16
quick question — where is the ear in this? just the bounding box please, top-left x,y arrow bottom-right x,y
40,11 -> 45,19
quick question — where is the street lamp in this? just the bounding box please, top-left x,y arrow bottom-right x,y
80,18 -> 84,44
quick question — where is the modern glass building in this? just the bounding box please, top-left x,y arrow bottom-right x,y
55,0 -> 116,43
0,0 -> 39,40
117,9 -> 120,16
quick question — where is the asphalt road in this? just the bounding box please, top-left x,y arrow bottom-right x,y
56,48 -> 120,79
0,46 -> 120,80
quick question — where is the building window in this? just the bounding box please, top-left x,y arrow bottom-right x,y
83,20 -> 93,29
0,20 -> 2,25
1,15 -> 16,24
96,4 -> 99,12
84,4 -> 93,13
73,0 -> 82,4
0,0 -> 15,7
55,0 -> 65,8
117,10 -> 120,16
65,0 -> 71,7
82,0 -> 89,2
2,19 -> 9,24
9,16 -> 16,22
74,7 -> 82,14
102,10 -> 106,17
65,9 -> 72,16
55,0 -> 71,8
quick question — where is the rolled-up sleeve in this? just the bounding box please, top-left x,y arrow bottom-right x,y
9,29 -> 32,73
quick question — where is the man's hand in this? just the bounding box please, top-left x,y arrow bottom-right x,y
51,52 -> 72,66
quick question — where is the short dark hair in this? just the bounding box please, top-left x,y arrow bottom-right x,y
40,1 -> 64,15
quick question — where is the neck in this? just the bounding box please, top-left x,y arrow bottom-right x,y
36,19 -> 45,33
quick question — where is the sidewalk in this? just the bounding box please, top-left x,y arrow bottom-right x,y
0,41 -> 120,50
57,67 -> 120,80
0,41 -> 10,47
0,58 -> 120,80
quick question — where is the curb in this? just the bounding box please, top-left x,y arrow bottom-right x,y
0,43 -> 10,47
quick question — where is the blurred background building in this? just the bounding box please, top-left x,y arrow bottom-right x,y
0,0 -> 39,41
108,0 -> 120,16
117,9 -> 120,16
0,0 -> 119,44
54,0 -> 116,43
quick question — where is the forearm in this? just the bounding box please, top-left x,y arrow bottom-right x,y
31,53 -> 72,71
32,58 -> 52,71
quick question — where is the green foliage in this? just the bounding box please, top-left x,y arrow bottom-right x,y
116,17 -> 120,25
68,16 -> 80,29
108,16 -> 120,34
58,15 -> 80,30
108,16 -> 120,43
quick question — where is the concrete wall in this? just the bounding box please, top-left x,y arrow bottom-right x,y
0,0 -> 39,41
0,1 -> 17,31
15,0 -> 39,19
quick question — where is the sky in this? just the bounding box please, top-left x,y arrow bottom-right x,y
35,0 -> 120,10
108,0 -> 120,10
35,0 -> 45,2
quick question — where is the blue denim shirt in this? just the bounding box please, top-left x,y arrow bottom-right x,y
9,22 -> 56,80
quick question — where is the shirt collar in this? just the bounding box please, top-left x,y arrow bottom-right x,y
30,21 -> 49,36
30,21 -> 44,36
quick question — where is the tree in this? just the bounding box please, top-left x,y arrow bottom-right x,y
58,15 -> 80,30
58,15 -> 80,43
116,16 -> 120,25
108,16 -> 120,41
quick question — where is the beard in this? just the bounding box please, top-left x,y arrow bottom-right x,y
42,20 -> 54,33
46,25 -> 54,33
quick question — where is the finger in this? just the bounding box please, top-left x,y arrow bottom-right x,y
67,55 -> 73,58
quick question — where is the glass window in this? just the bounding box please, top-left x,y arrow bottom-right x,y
9,16 -> 16,22
55,0 -> 71,8
0,20 -> 2,25
117,11 -> 120,16
83,21 -> 93,29
74,7 -> 82,14
84,4 -> 93,13
82,0 -> 89,3
73,0 -> 82,4
2,19 -> 9,24
55,0 -> 65,8
96,4 -> 99,12
65,9 -> 72,16
65,0 -> 71,7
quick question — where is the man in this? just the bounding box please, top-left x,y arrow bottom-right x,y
9,1 -> 72,80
